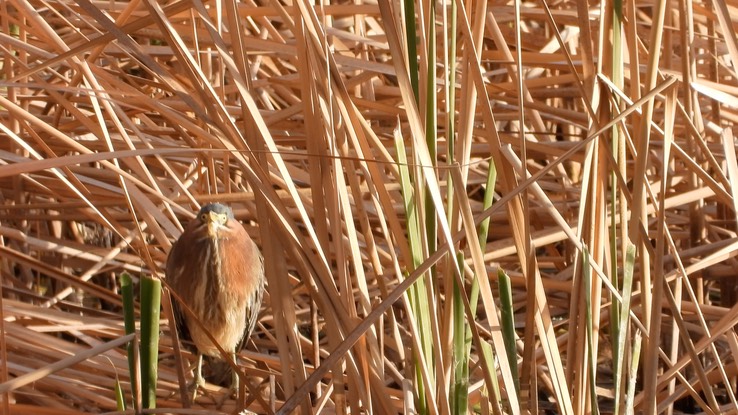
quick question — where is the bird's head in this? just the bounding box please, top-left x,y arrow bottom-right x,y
196,203 -> 235,239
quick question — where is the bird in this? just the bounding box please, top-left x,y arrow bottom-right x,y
166,203 -> 264,399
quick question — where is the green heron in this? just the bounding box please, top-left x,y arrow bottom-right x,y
166,203 -> 264,397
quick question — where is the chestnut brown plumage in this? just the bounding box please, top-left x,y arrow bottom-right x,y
166,203 -> 264,395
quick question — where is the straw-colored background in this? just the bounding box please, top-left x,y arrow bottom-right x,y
2,0 -> 738,413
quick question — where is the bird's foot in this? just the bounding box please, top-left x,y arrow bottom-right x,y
185,353 -> 207,404
188,373 -> 206,403
213,380 -> 239,409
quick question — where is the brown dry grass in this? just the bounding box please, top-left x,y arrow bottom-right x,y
2,0 -> 738,414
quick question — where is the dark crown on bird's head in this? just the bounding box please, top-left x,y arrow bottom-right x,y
197,203 -> 234,219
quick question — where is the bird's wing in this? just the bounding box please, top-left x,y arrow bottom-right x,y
166,239 -> 194,346
238,241 -> 265,351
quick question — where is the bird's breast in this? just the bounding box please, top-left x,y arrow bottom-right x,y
187,237 -> 251,356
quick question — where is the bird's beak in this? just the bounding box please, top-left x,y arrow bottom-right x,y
206,211 -> 224,237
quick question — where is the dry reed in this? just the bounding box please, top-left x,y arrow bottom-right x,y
1,0 -> 738,414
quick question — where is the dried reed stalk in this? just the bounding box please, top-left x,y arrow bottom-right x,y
1,0 -> 738,413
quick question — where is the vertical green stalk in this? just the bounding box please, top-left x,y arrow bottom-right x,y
454,161 -> 498,413
421,4 -> 438,406
470,162 -> 498,333
474,165 -> 498,356
410,279 -> 432,415
450,252 -> 467,415
480,341 -> 501,411
608,172 -> 622,404
395,130 -> 431,415
424,0 -> 437,275
609,0 -> 628,411
614,242 -> 637,414
402,0 -> 419,100
625,329 -> 642,415
582,248 -> 600,415
140,276 -> 161,409
401,1 -> 440,412
445,1 -> 468,412
120,272 -> 136,409
497,269 -> 519,396
444,0 -> 458,226
451,160 -> 498,414
445,3 -> 492,401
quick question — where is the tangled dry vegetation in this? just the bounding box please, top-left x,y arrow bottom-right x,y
2,0 -> 738,414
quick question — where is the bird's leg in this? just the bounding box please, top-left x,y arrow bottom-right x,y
231,352 -> 240,397
189,353 -> 205,401
214,352 -> 241,409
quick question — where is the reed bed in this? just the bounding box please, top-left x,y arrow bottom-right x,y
1,0 -> 738,414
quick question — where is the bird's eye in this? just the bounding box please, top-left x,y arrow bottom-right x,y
200,213 -> 208,221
